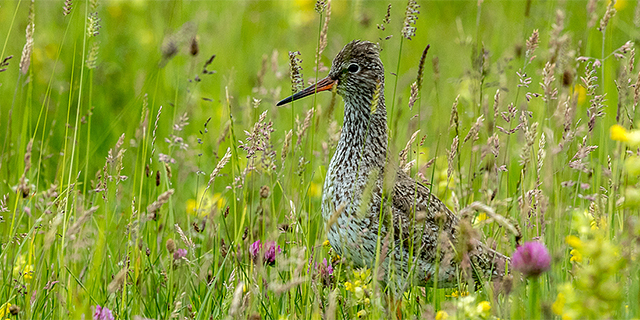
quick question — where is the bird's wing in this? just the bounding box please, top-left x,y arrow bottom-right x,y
391,171 -> 458,233
389,171 -> 458,258
391,171 -> 508,282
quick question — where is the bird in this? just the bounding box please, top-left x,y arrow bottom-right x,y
277,40 -> 509,295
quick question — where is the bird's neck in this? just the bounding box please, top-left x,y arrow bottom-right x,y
335,88 -> 388,171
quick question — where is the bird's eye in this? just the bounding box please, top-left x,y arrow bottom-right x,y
347,63 -> 360,73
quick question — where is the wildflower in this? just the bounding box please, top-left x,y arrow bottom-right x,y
308,182 -> 322,198
22,264 -> 34,281
612,0 -> 628,10
511,241 -> 551,277
13,254 -> 34,281
610,124 -> 629,141
610,124 -> 640,145
249,240 -> 281,265
435,310 -> 449,320
173,248 -> 187,260
316,258 -> 334,286
344,281 -> 353,292
446,289 -> 469,298
249,240 -> 261,258
473,212 -> 488,227
0,302 -> 11,318
574,84 -> 587,104
569,249 -> 582,263
565,235 -> 582,249
322,240 -> 330,247
476,301 -> 491,315
186,192 -> 225,218
356,310 -> 367,318
93,305 -> 114,320
263,241 -> 280,265
552,292 -> 566,316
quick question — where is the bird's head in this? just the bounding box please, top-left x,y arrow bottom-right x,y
277,40 -> 384,106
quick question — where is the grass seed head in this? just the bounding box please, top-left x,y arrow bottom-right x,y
525,29 -> 539,60
19,1 -> 34,75
599,0 -> 617,32
288,51 -> 304,93
63,0 -> 72,15
401,0 -> 420,40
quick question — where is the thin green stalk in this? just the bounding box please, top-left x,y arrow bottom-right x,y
389,37 -> 404,137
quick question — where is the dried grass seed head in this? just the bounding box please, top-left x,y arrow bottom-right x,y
19,0 -> 35,75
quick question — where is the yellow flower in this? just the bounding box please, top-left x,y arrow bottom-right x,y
185,199 -> 198,215
344,281 -> 353,292
323,240 -> 330,247
552,292 -> 566,315
22,264 -> 34,281
610,124 -> 640,146
308,182 -> 322,198
0,303 -> 11,318
610,124 -> 629,142
13,254 -> 34,282
477,301 -> 491,314
446,289 -> 469,298
435,310 -> 449,320
186,191 -> 226,218
565,235 -> 582,249
476,212 -> 488,222
356,310 -> 367,318
610,0 -> 628,10
574,84 -> 587,105
569,249 -> 582,263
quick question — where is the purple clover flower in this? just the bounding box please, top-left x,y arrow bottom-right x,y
263,241 -> 281,265
173,248 -> 187,260
249,240 -> 281,265
511,241 -> 551,277
316,258 -> 334,286
249,240 -> 261,259
93,305 -> 114,320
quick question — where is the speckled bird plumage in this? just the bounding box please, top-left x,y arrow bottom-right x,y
278,40 -> 509,292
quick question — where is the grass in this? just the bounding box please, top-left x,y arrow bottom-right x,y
1,0 -> 640,319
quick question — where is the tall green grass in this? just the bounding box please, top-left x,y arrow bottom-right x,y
1,0 -> 640,319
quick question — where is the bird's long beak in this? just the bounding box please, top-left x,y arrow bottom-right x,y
276,76 -> 337,106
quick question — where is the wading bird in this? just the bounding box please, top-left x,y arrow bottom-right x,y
277,40 -> 509,310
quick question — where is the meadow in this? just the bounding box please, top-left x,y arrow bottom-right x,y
1,0 -> 640,319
